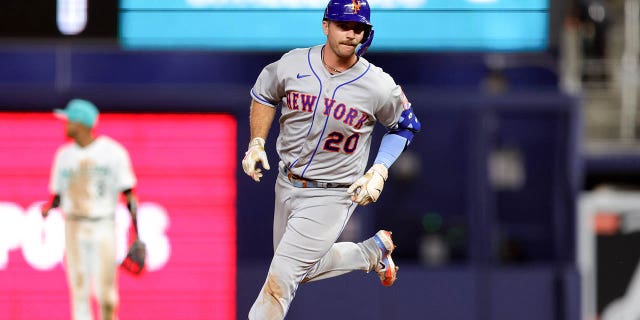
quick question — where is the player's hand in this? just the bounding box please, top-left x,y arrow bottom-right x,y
347,164 -> 388,206
242,137 -> 270,182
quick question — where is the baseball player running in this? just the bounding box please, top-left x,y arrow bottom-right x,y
41,99 -> 139,320
242,0 -> 421,318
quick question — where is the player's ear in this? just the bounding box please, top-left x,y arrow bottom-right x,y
322,20 -> 329,36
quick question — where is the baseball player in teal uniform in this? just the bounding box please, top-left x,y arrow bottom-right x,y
41,99 -> 139,320
242,0 -> 421,318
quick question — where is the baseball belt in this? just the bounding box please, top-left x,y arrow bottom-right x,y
280,166 -> 350,189
66,214 -> 114,222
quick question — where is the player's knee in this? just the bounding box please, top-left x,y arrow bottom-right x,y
101,303 -> 116,320
70,276 -> 90,301
264,274 -> 284,301
71,272 -> 87,291
99,287 -> 118,310
266,259 -> 306,300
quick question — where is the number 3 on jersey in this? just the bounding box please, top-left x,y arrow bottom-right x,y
323,132 -> 360,154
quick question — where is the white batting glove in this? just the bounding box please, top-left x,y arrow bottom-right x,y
242,137 -> 270,182
347,164 -> 388,206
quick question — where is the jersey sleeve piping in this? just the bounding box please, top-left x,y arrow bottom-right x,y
251,88 -> 278,108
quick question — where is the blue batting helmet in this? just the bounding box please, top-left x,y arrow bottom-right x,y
323,0 -> 374,55
323,0 -> 372,26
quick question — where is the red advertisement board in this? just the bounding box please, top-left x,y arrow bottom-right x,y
0,113 -> 236,319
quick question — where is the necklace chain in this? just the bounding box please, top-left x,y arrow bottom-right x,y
323,60 -> 343,73
321,48 -> 357,74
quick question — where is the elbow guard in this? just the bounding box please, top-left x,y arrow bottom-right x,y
390,107 -> 421,144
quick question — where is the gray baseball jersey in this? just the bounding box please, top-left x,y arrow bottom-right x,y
251,45 -> 409,184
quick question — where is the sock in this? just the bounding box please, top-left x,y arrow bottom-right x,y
358,237 -> 382,272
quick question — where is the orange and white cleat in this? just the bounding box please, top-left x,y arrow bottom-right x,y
373,230 -> 398,286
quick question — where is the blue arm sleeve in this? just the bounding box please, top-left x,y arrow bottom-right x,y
373,133 -> 409,168
374,106 -> 421,168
